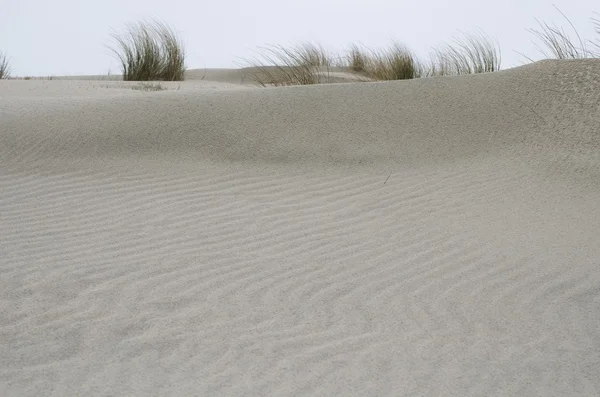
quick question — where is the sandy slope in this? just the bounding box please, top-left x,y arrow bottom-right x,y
1,60 -> 600,396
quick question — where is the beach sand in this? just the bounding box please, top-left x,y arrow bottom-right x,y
1,59 -> 600,396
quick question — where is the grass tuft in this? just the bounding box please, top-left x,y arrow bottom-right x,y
367,42 -> 421,80
428,30 -> 501,76
109,20 -> 186,81
526,6 -> 590,60
244,43 -> 333,86
0,51 -> 11,79
347,44 -> 371,73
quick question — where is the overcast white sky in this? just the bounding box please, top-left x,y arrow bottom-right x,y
0,0 -> 598,76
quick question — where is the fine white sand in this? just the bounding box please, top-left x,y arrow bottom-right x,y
1,60 -> 600,396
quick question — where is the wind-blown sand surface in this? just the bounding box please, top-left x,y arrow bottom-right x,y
1,60 -> 600,396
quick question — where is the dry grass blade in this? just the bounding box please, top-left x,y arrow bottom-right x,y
244,43 -> 333,86
429,30 -> 501,76
109,20 -> 186,81
0,51 -> 11,79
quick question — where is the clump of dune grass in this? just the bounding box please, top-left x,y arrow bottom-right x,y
347,44 -> 371,73
110,20 -> 186,81
367,42 -> 422,80
525,6 -> 590,61
0,51 -> 11,79
428,30 -> 501,76
244,42 -> 334,86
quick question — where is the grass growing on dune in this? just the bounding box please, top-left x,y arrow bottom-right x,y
0,51 -> 10,79
528,19 -> 587,60
292,42 -> 332,67
344,33 -> 499,81
245,41 -> 421,85
241,7 -> 599,87
367,42 -> 422,80
110,20 -> 186,81
347,44 -> 371,73
4,8 -> 600,85
244,42 -> 334,86
245,34 -> 499,87
343,42 -> 422,81
427,31 -> 501,76
154,23 -> 186,81
525,6 -> 592,60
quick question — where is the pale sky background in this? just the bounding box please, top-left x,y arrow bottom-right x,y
0,0 -> 598,77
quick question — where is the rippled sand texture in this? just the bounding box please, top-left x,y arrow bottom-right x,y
1,60 -> 600,396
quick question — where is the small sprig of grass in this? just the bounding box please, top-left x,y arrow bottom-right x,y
0,51 -> 11,79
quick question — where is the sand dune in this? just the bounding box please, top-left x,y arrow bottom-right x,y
1,59 -> 600,396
